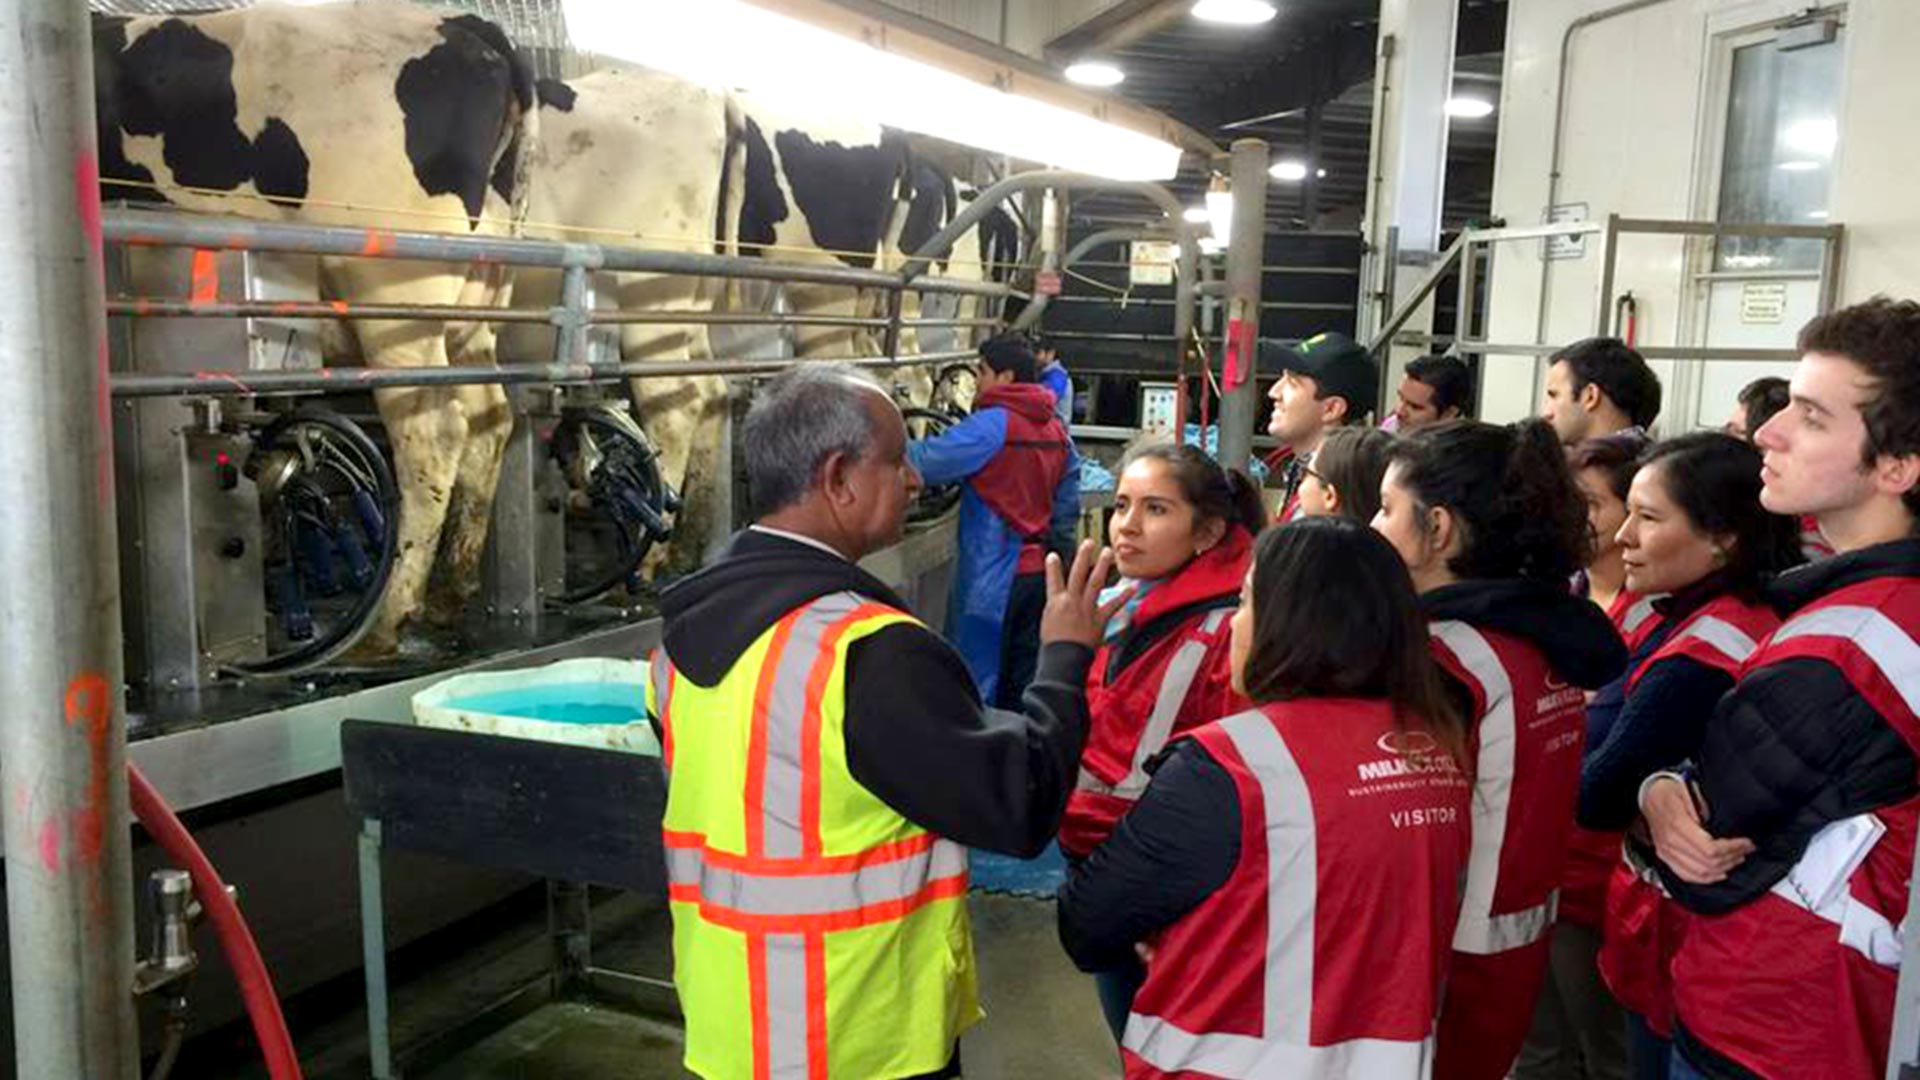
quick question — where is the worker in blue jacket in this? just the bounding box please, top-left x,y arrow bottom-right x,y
911,334 -> 1077,707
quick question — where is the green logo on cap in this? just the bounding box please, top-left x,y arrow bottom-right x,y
1303,333 -> 1328,350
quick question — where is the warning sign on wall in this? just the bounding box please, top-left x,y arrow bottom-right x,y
1130,241 -> 1175,286
1741,283 -> 1788,324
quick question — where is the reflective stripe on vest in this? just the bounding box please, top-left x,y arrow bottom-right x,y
660,593 -> 974,1080
1674,615 -> 1762,668
1077,609 -> 1231,801
1430,620 -> 1555,955
1620,595 -> 1661,639
1122,710 -> 1436,1079
1774,604 -> 1920,719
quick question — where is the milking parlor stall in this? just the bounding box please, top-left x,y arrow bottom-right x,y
0,0 -> 1223,1074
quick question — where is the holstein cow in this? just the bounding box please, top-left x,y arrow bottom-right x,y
507,71 -> 920,572
92,3 -> 536,655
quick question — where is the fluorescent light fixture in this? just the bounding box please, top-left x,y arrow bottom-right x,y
1183,205 -> 1213,223
1808,209 -> 1831,220
1065,61 -> 1125,87
1446,96 -> 1495,119
1192,0 -> 1278,25
562,0 -> 1182,181
1778,159 -> 1822,172
1269,159 -> 1308,181
1205,189 -> 1234,246
1782,117 -> 1838,157
1199,236 -> 1227,255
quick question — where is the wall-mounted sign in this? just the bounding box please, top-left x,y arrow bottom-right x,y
1140,382 -> 1178,435
1740,282 -> 1788,324
1546,203 -> 1589,260
1129,241 -> 1175,286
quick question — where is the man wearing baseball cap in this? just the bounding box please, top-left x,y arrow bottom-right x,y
1263,332 -> 1381,522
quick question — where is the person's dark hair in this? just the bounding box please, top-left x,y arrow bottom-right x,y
1552,337 -> 1662,430
1639,433 -> 1804,596
1309,427 -> 1396,524
1119,442 -> 1266,537
1405,355 -> 1474,417
1028,332 -> 1056,357
1798,297 -> 1920,515
1242,518 -> 1467,766
1735,377 -> 1790,439
1567,430 -> 1652,503
979,333 -> 1038,383
1387,419 -> 1593,583
742,364 -> 885,515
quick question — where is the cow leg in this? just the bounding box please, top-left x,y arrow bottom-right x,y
424,269 -> 514,628
329,264 -> 471,657
618,272 -> 725,578
784,282 -> 863,360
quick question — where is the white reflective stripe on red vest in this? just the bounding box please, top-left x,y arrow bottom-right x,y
1430,620 -> 1556,955
1122,710 -> 1436,1079
1078,608 -> 1231,801
1620,595 -> 1661,639
1673,615 -> 1762,669
1760,603 -> 1920,968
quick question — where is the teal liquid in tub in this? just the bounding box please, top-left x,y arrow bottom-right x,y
447,682 -> 647,726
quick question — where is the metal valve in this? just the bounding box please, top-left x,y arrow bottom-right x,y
133,868 -> 199,996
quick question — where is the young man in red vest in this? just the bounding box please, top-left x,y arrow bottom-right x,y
1639,297 -> 1920,1079
910,334 -> 1076,707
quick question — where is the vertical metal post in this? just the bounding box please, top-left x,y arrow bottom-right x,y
1172,227 -> 1198,436
359,819 -> 394,1080
1217,139 -> 1270,471
881,286 -> 905,360
1594,214 -> 1622,336
554,264 -> 591,366
1816,225 -> 1845,316
0,4 -> 140,1076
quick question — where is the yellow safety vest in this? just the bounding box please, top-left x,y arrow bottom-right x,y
647,591 -> 980,1080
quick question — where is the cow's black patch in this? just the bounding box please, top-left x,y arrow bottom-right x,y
977,203 -> 1021,283
444,15 -> 532,112
490,131 -> 521,206
536,78 -> 577,113
250,118 -> 310,202
899,159 -> 956,272
397,19 -> 521,228
98,17 -> 309,204
772,129 -> 905,269
734,118 -> 786,256
91,15 -> 162,204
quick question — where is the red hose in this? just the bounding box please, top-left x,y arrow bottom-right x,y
128,763 -> 303,1080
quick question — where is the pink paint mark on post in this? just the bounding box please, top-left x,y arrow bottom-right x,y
37,819 -> 60,874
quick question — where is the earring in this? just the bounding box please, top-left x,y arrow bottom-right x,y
1711,546 -> 1728,566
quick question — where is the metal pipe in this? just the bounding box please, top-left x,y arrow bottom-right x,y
1366,231 -> 1469,355
110,351 -> 978,398
101,298 -> 987,330
0,2 -> 141,1075
1537,0 -> 1682,352
1217,138 -> 1269,469
104,208 -> 1010,297
1010,226 -> 1171,332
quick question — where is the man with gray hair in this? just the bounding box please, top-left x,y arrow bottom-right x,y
648,363 -> 1123,1080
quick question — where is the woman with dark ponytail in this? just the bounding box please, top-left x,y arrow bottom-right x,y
1373,419 -> 1630,1080
1058,441 -> 1263,1039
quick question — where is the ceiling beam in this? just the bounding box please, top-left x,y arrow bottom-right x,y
1042,0 -> 1193,66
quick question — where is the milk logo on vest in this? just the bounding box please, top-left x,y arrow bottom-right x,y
1355,729 -> 1463,784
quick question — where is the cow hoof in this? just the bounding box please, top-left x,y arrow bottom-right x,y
421,596 -> 470,631
340,625 -> 401,664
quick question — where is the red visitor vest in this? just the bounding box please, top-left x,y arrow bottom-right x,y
1122,700 -> 1471,1079
1428,620 -> 1588,1079
1671,576 -> 1920,1079
1595,592 -> 1778,1037
970,386 -> 1070,575
1061,530 -> 1251,857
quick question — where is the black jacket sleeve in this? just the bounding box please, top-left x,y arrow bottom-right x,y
843,626 -> 1093,858
1056,740 -> 1241,973
1578,657 -> 1734,831
1653,657 -> 1920,914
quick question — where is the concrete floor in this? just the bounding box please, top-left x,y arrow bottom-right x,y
184,888 -> 1117,1079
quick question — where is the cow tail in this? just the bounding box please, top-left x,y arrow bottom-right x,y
504,49 -> 539,237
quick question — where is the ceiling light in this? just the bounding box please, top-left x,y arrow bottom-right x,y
1192,0 -> 1278,26
1782,117 -> 1838,157
1199,236 -> 1227,255
1446,96 -> 1495,119
1183,206 -> 1212,223
563,0 -> 1182,181
1316,167 -> 1327,178
1778,159 -> 1822,172
1064,61 -> 1125,87
1269,159 -> 1308,181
